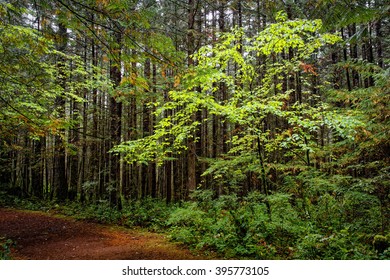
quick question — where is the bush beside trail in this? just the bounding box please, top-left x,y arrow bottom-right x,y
1,187 -> 388,260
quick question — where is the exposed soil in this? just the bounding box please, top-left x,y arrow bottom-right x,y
0,208 -> 201,260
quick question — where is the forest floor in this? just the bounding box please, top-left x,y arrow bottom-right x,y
0,208 -> 202,260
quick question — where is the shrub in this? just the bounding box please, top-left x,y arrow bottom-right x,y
373,234 -> 390,255
0,238 -> 14,260
167,191 -> 307,259
121,197 -> 175,230
294,228 -> 376,259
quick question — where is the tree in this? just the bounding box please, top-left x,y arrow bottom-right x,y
0,2 -> 111,199
112,13 -> 359,196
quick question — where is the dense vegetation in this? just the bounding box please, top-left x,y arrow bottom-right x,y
0,0 -> 389,259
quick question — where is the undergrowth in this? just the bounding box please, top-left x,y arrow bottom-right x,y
166,190 -> 387,259
0,184 -> 388,260
0,238 -> 14,260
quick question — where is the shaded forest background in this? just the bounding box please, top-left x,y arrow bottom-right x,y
0,0 -> 389,259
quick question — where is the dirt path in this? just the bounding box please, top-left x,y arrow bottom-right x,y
0,208 -> 200,260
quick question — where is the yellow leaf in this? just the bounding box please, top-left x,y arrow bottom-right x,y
174,75 -> 181,87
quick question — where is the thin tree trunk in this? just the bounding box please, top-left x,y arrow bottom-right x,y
54,21 -> 68,201
187,0 -> 197,195
109,32 -> 122,209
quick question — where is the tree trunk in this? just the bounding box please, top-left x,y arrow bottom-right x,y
54,21 -> 68,202
109,32 -> 122,209
187,0 -> 198,195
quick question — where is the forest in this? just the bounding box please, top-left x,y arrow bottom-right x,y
0,0 -> 389,260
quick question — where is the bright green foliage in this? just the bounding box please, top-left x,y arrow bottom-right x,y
167,191 -> 303,259
0,20 -> 56,137
113,14 -> 358,191
0,15 -> 111,140
166,189 -> 384,259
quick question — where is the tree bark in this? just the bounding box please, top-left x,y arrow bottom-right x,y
109,32 -> 122,209
54,21 -> 68,201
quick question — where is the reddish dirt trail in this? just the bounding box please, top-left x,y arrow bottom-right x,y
0,208 -> 200,260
